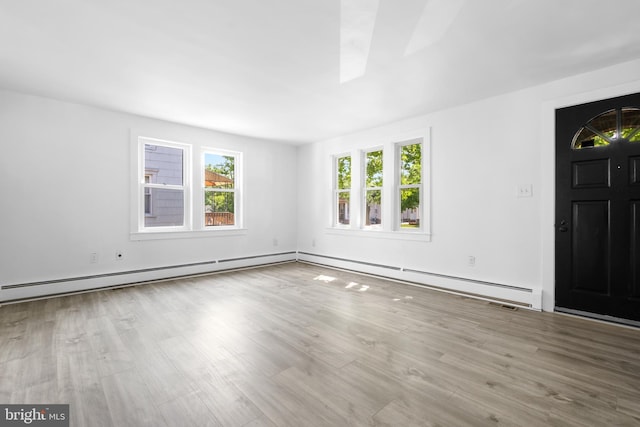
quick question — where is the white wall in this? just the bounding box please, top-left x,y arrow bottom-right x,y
297,58 -> 640,311
3,58 -> 640,307
0,90 -> 298,301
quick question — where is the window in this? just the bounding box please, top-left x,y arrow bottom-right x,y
364,149 -> 383,227
398,140 -> 422,230
133,135 -> 243,237
329,129 -> 430,240
204,151 -> 238,227
140,140 -> 189,229
572,107 -> 640,149
335,155 -> 351,226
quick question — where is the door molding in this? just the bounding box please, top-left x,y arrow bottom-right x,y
554,92 -> 640,322
541,81 -> 640,314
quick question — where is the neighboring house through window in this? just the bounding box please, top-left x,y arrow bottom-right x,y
144,172 -> 157,216
141,141 -> 188,229
134,135 -> 243,237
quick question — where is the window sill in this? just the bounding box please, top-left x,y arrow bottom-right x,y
325,227 -> 431,242
131,228 -> 248,241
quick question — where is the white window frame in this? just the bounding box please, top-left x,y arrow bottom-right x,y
327,129 -> 431,241
130,132 -> 247,240
137,137 -> 191,232
396,138 -> 424,233
201,148 -> 243,230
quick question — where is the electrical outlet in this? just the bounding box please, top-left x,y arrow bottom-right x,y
115,250 -> 124,261
89,252 -> 98,264
468,255 -> 476,267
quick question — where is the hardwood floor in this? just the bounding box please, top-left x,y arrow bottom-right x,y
1,262 -> 639,426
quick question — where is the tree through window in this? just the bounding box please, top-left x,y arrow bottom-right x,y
364,149 -> 383,227
204,152 -> 237,227
335,155 -> 351,225
572,107 -> 640,149
399,140 -> 422,229
329,130 -> 430,237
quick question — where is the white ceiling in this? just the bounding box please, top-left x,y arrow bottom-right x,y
2,0 -> 640,144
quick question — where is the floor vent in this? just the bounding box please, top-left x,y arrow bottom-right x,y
489,302 -> 518,311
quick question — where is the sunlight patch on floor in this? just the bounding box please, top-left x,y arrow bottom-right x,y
314,275 -> 337,283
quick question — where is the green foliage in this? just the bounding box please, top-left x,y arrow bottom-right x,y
337,156 -> 351,190
591,136 -> 609,147
622,126 -> 640,142
207,192 -> 234,213
205,156 -> 235,213
400,188 -> 419,222
365,150 -> 383,207
206,156 -> 235,183
400,143 -> 422,212
366,150 -> 383,187
576,125 -> 640,148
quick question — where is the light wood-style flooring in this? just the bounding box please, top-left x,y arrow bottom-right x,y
1,262 -> 639,426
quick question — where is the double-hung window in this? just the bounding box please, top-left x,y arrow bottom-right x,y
203,151 -> 239,228
330,130 -> 429,239
133,135 -> 243,237
398,139 -> 423,230
139,139 -> 190,230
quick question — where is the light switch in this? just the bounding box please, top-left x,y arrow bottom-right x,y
517,184 -> 533,198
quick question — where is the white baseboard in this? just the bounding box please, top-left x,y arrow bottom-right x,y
1,251 -> 545,311
297,251 -> 542,310
0,252 -> 297,303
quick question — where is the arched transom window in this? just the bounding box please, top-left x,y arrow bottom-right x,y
572,107 -> 640,149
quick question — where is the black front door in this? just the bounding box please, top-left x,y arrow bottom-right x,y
556,92 -> 640,322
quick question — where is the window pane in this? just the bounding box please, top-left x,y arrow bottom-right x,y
144,189 -> 152,215
337,156 -> 351,190
144,144 -> 183,185
589,109 -> 617,140
144,175 -> 152,215
144,188 -> 184,227
365,150 -> 383,187
365,190 -> 381,226
205,153 -> 235,189
622,108 -> 640,141
400,143 -> 422,185
204,191 -> 235,226
572,127 -> 610,149
337,191 -> 350,225
400,188 -> 420,228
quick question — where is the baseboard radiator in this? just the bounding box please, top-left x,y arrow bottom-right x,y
0,251 -> 297,304
1,251 -> 542,310
296,251 -> 541,310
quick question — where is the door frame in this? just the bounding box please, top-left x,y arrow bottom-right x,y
542,82 -> 640,315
